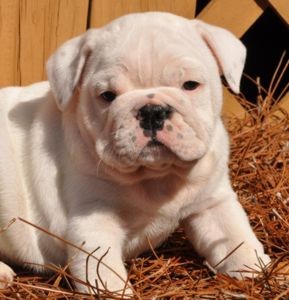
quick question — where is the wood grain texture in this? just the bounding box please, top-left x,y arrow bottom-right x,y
0,0 -> 20,87
19,0 -> 89,86
279,92 -> 289,112
197,0 -> 267,38
89,0 -> 196,28
222,88 -> 245,117
268,0 -> 289,25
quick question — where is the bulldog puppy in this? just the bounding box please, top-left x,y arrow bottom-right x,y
0,12 -> 270,295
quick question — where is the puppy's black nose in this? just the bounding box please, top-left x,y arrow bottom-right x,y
138,104 -> 172,131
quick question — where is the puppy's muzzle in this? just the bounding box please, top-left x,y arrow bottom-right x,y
137,104 -> 172,133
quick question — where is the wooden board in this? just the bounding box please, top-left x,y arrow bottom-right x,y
0,0 -> 20,87
222,87 -> 246,117
197,0 -> 267,38
279,92 -> 289,112
90,0 -> 196,28
268,0 -> 289,25
19,0 -> 89,86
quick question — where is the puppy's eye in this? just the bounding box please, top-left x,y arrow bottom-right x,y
100,91 -> 117,102
182,81 -> 200,91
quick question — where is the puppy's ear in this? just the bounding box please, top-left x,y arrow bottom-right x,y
46,32 -> 92,111
194,20 -> 246,93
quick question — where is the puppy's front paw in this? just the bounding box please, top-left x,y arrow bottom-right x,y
212,245 -> 271,279
0,262 -> 15,289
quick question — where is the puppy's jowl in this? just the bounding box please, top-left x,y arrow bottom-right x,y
0,12 -> 270,295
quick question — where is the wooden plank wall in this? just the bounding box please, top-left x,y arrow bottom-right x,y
0,0 -> 89,87
0,0 -> 20,87
90,0 -> 196,28
0,0 -> 288,115
0,0 -> 196,88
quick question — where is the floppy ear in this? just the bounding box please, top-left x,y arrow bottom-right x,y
194,20 -> 246,93
46,32 -> 92,111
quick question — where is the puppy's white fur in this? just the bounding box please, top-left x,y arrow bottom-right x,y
0,12 -> 270,294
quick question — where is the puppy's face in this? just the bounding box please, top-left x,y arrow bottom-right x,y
47,13 -> 246,182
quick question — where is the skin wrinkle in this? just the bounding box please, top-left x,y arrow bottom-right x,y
136,33 -> 155,88
124,30 -> 204,90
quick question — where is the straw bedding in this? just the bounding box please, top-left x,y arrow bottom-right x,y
0,79 -> 289,299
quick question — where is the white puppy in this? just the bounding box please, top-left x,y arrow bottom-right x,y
0,12 -> 270,295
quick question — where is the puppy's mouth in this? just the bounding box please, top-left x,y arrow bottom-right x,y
136,135 -> 177,168
140,129 -> 169,158
147,137 -> 164,147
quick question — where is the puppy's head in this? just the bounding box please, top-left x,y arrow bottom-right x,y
47,12 -> 246,182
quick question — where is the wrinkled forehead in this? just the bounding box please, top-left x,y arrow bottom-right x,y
106,16 -> 206,61
88,13 -> 214,85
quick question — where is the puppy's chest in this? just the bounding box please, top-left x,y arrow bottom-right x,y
123,208 -> 180,258
122,185 -> 194,258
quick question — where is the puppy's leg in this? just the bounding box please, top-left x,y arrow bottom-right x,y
183,191 -> 270,278
0,262 -> 15,289
66,214 -> 132,296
